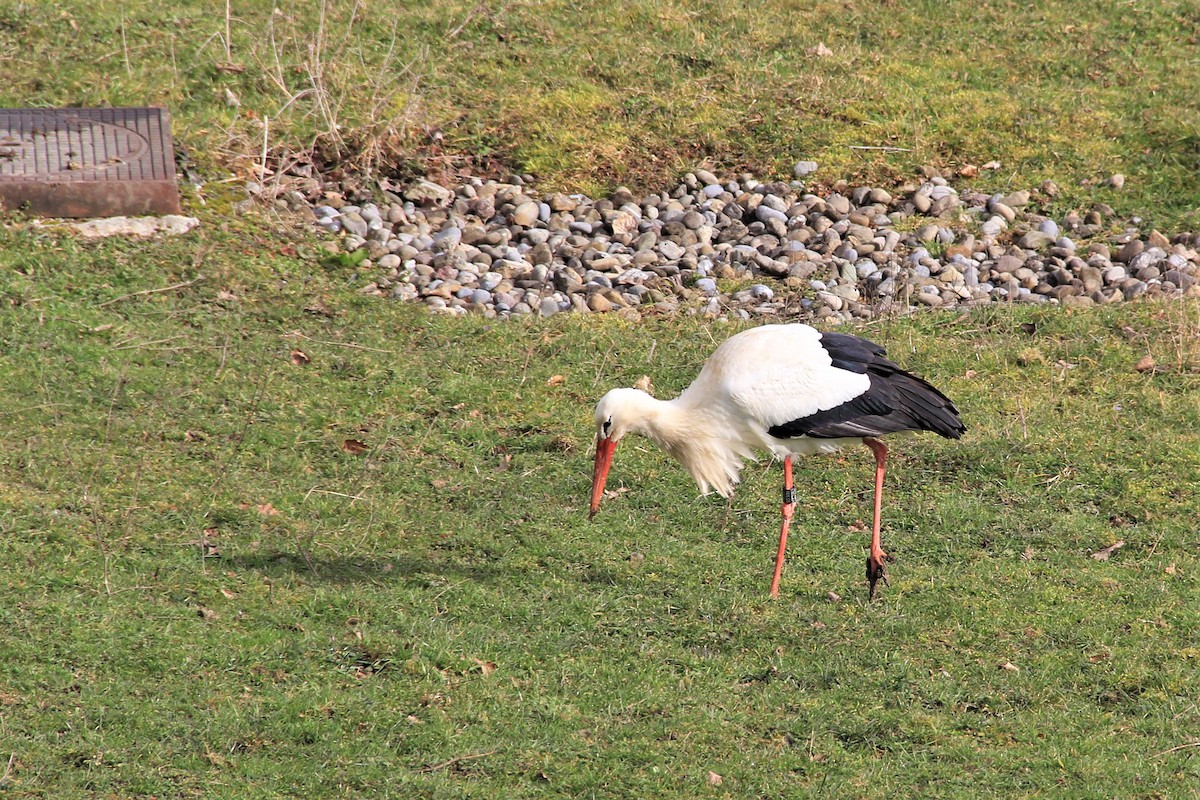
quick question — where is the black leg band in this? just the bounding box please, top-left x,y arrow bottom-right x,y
782,487 -> 796,505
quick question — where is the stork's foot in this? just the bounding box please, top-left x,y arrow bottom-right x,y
866,551 -> 893,600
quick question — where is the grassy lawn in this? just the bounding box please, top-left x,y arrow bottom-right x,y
3,1 -> 1200,226
0,225 -> 1198,797
4,1 -> 1200,797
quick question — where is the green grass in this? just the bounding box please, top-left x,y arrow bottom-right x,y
4,1 -> 1200,796
1,223 -> 1199,796
4,1 -> 1200,226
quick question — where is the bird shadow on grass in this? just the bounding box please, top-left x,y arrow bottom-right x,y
227,549 -> 625,588
227,550 -> 509,586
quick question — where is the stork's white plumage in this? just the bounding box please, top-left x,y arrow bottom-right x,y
589,323 -> 965,599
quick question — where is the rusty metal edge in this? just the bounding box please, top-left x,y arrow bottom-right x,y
0,179 -> 181,218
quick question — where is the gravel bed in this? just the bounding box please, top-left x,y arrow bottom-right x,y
299,168 -> 1200,321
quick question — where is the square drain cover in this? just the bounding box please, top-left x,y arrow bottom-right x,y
0,107 -> 181,218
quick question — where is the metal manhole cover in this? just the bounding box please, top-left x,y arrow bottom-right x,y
0,107 -> 181,218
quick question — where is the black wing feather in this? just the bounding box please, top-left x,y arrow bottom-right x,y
767,332 -> 966,440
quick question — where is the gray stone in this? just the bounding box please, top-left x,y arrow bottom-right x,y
658,240 -> 686,261
406,179 -> 454,206
826,194 -> 851,216
433,226 -> 462,247
1104,265 -> 1127,284
511,202 -> 540,227
755,204 -> 789,224
1002,190 -> 1031,208
340,211 -> 369,237
1017,231 -> 1056,250
989,201 -> 1016,223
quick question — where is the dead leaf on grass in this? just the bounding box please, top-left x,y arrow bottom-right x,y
546,374 -> 565,386
807,42 -> 833,57
1134,355 -> 1156,373
304,298 -> 336,317
1091,540 -> 1125,561
707,771 -> 724,786
999,661 -> 1020,673
472,657 -> 496,677
290,349 -> 311,366
201,527 -> 222,558
256,503 -> 280,516
341,439 -> 368,455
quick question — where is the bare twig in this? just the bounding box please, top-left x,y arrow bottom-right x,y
103,367 -> 128,445
193,30 -> 224,60
417,750 -> 498,773
1153,740 -> 1200,758
94,42 -> 155,63
97,275 -> 205,308
224,0 -> 233,63
112,336 -> 188,351
120,13 -> 131,76
303,488 -> 365,502
446,2 -> 486,39
288,332 -> 395,353
0,402 -> 70,417
260,115 -> 271,178
849,145 -> 912,152
215,334 -> 230,381
0,752 -> 15,786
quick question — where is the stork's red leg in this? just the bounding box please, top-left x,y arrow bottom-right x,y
769,455 -> 795,598
863,437 -> 891,599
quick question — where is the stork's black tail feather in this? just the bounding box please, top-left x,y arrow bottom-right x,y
767,332 -> 966,441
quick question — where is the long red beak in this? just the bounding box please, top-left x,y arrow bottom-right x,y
589,436 -> 617,518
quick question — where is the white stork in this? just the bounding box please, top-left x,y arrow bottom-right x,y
589,323 -> 965,599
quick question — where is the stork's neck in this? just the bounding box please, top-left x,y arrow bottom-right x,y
618,390 -> 703,447
624,390 -> 751,498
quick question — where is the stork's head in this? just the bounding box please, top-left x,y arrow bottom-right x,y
589,388 -> 655,517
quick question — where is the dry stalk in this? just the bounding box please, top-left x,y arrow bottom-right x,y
97,275 -> 206,308
224,0 -> 233,63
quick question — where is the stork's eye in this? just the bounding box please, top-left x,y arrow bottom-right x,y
602,417 -> 612,435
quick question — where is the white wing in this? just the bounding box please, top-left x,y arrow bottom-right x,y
680,324 -> 870,429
